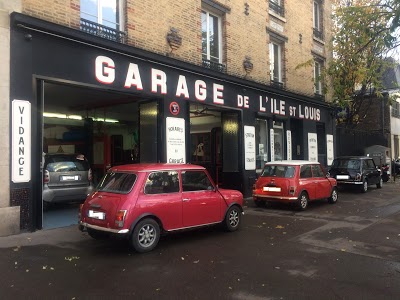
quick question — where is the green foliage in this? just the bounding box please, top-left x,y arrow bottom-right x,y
326,0 -> 400,126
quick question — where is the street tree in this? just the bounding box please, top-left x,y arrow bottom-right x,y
326,0 -> 400,126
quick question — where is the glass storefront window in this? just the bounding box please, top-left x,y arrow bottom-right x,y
255,119 -> 268,171
273,121 -> 284,161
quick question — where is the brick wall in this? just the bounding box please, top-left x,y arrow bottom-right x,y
22,0 -> 80,29
20,0 -> 332,100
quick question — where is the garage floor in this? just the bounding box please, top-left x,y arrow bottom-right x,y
43,203 -> 81,229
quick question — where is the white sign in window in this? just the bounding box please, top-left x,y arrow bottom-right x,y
308,132 -> 318,162
12,100 -> 31,183
244,126 -> 256,170
286,130 -> 292,160
327,134 -> 334,165
270,129 -> 275,162
166,117 -> 186,164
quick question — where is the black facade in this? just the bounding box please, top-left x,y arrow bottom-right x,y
10,13 -> 335,231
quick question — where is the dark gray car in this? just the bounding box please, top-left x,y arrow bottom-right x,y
328,156 -> 382,193
43,153 -> 94,209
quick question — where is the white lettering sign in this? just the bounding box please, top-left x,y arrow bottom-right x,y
12,100 -> 31,183
286,130 -> 292,160
327,134 -> 334,166
308,133 -> 318,162
270,129 -> 275,162
166,117 -> 186,164
244,126 -> 256,170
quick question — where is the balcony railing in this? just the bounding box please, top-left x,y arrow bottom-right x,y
270,80 -> 284,89
313,28 -> 324,41
392,108 -> 400,118
269,1 -> 285,17
202,59 -> 226,73
314,93 -> 325,101
80,18 -> 126,43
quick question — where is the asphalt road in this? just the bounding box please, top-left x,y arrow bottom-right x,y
1,181 -> 400,299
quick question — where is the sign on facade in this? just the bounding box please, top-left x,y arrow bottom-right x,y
270,129 -> 275,162
244,126 -> 256,170
12,99 -> 31,183
326,134 -> 334,165
286,130 -> 292,160
166,117 -> 186,163
308,133 -> 318,162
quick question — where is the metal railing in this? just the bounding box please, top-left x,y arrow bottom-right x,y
80,18 -> 126,43
313,28 -> 324,41
202,59 -> 226,73
270,80 -> 284,89
269,1 -> 285,17
392,108 -> 400,118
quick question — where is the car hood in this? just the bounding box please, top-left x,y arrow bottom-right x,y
218,189 -> 243,205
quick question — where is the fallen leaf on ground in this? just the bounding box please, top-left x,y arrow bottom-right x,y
193,260 -> 200,264
275,225 -> 284,229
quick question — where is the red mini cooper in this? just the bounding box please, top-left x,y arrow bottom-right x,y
79,163 -> 243,252
253,160 -> 338,210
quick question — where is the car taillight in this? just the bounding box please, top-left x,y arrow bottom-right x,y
88,168 -> 93,182
289,186 -> 296,195
115,210 -> 127,228
78,204 -> 84,220
43,170 -> 49,183
355,173 -> 361,181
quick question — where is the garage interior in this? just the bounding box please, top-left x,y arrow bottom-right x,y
41,81 -> 239,230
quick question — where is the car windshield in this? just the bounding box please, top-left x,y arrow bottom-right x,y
45,155 -> 89,172
331,159 -> 361,170
97,172 -> 137,194
261,165 -> 296,178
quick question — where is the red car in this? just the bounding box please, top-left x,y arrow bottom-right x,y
253,160 -> 338,210
79,163 -> 243,252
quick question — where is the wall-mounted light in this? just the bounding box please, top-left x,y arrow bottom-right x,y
43,112 -> 82,120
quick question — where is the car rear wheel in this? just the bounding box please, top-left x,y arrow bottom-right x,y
328,187 -> 338,204
224,205 -> 241,232
297,192 -> 309,210
361,180 -> 368,193
131,218 -> 160,253
377,177 -> 383,189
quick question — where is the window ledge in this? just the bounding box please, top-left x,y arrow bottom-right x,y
313,36 -> 325,45
268,10 -> 287,23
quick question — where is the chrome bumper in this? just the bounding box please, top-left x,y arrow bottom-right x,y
79,221 -> 129,234
253,194 -> 298,201
336,181 -> 363,185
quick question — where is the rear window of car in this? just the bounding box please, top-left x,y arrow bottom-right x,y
261,165 -> 296,178
97,172 -> 137,194
331,159 -> 361,170
45,155 -> 89,172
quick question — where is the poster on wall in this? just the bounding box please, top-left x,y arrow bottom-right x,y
244,126 -> 256,170
12,99 -> 31,183
286,130 -> 292,160
270,129 -> 275,162
327,134 -> 334,166
166,117 -> 186,164
308,133 -> 318,162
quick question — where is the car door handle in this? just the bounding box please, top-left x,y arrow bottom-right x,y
183,198 -> 191,202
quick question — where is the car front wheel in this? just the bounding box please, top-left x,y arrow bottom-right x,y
297,192 -> 309,210
130,218 -> 160,253
224,206 -> 241,232
328,187 -> 338,204
361,180 -> 368,193
377,177 -> 383,189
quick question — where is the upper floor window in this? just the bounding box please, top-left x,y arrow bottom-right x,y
269,42 -> 282,84
313,1 -> 324,40
269,0 -> 285,17
81,0 -> 122,30
314,60 -> 323,95
80,0 -> 125,42
202,9 -> 222,64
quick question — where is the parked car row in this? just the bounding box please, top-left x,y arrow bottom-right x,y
43,154 -> 384,253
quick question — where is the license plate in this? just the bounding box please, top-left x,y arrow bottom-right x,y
61,175 -> 79,181
336,175 -> 349,180
88,210 -> 105,220
263,187 -> 281,192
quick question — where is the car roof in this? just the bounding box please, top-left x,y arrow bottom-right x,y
333,156 -> 371,160
109,163 -> 206,173
264,160 -> 320,166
